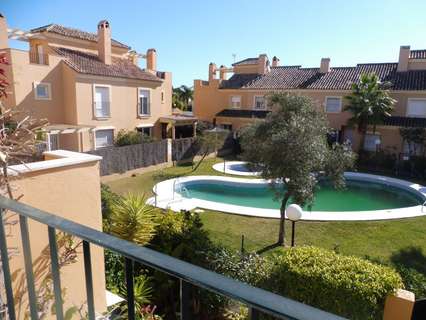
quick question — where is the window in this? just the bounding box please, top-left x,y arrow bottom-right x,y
364,133 -> 381,151
230,96 -> 241,108
137,127 -> 152,137
47,133 -> 59,151
325,97 -> 342,113
34,82 -> 51,100
95,129 -> 114,149
407,99 -> 426,118
94,85 -> 111,118
161,90 -> 165,104
254,96 -> 265,110
219,124 -> 232,131
403,141 -> 423,156
138,89 -> 151,116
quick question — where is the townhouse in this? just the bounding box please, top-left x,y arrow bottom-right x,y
0,14 -> 196,152
194,47 -> 426,154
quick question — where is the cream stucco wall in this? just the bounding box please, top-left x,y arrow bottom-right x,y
2,44 -> 172,152
6,153 -> 106,319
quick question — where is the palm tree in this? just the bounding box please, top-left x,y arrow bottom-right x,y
172,85 -> 193,111
108,194 -> 157,245
345,73 -> 396,151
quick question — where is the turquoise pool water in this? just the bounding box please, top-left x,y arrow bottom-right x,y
181,180 -> 424,212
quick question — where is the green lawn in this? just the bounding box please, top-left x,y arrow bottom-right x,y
106,157 -> 426,270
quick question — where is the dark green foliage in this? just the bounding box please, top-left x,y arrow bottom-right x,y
101,184 -> 121,226
240,93 -> 355,244
147,210 -> 226,318
104,249 -> 125,291
206,248 -> 269,287
265,246 -> 403,320
115,129 -> 142,146
394,265 -> 426,299
114,129 -> 155,146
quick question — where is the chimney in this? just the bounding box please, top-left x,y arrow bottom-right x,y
257,54 -> 269,74
0,13 -> 8,49
219,65 -> 227,80
208,62 -> 217,81
128,50 -> 139,66
397,45 -> 410,72
272,56 -> 280,67
320,58 -> 330,73
146,48 -> 157,71
97,20 -> 111,65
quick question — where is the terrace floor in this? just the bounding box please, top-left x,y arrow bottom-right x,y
105,157 -> 426,273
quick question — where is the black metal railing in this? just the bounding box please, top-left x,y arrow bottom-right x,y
0,196 -> 346,320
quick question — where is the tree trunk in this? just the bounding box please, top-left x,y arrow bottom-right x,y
277,193 -> 290,246
191,151 -> 208,172
359,130 -> 367,153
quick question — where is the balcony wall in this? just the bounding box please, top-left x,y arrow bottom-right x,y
5,150 -> 106,318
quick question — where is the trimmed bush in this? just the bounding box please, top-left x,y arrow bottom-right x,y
266,246 -> 403,320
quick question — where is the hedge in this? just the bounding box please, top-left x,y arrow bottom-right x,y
266,246 -> 403,319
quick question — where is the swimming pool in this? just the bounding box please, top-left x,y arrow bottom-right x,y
149,173 -> 426,221
212,161 -> 261,176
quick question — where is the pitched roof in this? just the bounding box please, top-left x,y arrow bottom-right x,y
232,57 -> 259,66
409,50 -> 426,60
220,63 -> 426,91
31,24 -> 130,49
51,46 -> 162,82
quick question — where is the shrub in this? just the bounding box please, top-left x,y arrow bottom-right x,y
147,210 -> 227,318
207,248 -> 270,287
115,129 -> 142,146
266,246 -> 403,320
394,264 -> 426,299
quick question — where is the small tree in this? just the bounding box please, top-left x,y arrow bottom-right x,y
345,73 -> 396,151
108,194 -> 157,245
400,127 -> 426,156
240,94 -> 355,245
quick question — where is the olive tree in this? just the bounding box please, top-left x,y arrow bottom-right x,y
240,93 -> 355,245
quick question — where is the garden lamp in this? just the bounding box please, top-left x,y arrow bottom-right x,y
286,204 -> 303,247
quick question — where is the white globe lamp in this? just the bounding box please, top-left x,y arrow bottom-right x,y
286,204 -> 303,247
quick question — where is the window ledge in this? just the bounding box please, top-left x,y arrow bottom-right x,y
138,115 -> 151,119
94,116 -> 111,121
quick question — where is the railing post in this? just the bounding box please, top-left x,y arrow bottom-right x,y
125,258 -> 135,320
0,209 -> 16,320
82,241 -> 95,320
19,215 -> 38,320
180,279 -> 192,320
48,227 -> 64,320
249,307 -> 260,320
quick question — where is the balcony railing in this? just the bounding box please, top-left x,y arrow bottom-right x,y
28,51 -> 49,65
0,196 -> 346,320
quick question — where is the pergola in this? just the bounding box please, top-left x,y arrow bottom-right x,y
159,115 -> 197,139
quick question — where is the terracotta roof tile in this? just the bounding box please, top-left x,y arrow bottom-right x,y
51,46 -> 162,82
31,24 -> 130,49
220,63 -> 426,91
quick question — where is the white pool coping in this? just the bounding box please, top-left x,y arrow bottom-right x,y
147,173 -> 426,221
212,161 -> 261,176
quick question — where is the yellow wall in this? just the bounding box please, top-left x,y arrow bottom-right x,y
7,155 -> 106,318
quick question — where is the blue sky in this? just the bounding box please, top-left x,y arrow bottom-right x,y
2,0 -> 426,87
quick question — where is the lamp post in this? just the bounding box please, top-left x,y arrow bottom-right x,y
286,204 -> 303,247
